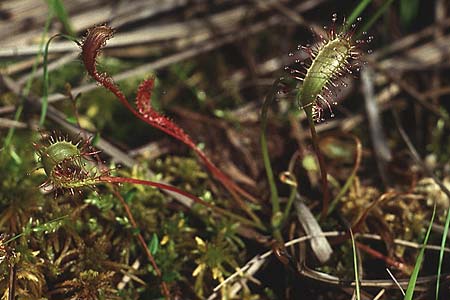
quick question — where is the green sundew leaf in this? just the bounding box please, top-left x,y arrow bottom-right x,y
149,233 -> 159,255
400,0 -> 420,27
47,0 -> 74,36
297,36 -> 352,117
404,203 -> 436,300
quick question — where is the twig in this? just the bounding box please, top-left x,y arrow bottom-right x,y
386,268 -> 405,296
0,118 -> 27,129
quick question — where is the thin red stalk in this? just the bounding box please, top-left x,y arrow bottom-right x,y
351,191 -> 397,234
116,91 -> 260,221
111,186 -> 170,299
80,26 -> 258,219
356,242 -> 412,274
106,80 -> 259,210
100,176 -> 259,228
190,149 -> 262,224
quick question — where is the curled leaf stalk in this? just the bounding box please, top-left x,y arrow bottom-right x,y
79,26 -> 261,226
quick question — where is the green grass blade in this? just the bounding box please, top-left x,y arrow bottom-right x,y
283,181 -> 297,220
350,230 -> 361,300
39,0 -> 74,126
436,206 -> 450,300
47,0 -> 74,36
347,0 -> 373,26
404,203 -> 436,300
1,11 -> 53,153
41,34 -> 78,126
40,35 -> 55,126
359,0 -> 396,35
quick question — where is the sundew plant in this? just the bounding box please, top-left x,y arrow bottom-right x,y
0,1 -> 450,299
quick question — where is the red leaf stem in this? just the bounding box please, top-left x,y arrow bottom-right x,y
99,176 -> 256,227
80,25 -> 258,209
